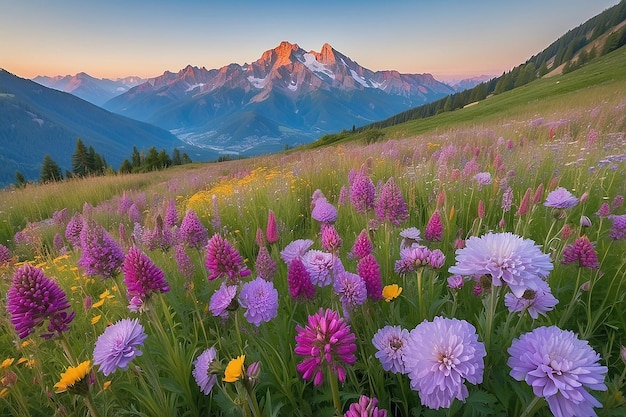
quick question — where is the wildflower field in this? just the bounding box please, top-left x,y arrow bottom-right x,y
1,50 -> 626,417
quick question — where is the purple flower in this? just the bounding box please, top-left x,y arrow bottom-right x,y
508,326 -> 607,417
561,236 -> 600,269
609,214 -> 626,240
320,224 -> 342,253
174,244 -> 195,280
164,198 -> 178,228
349,229 -> 373,259
128,203 -> 141,224
372,325 -> 409,374
428,249 -> 446,269
612,195 -> 624,208
294,308 -> 357,386
303,250 -> 344,287
122,246 -> 170,309
374,177 -> 409,226
193,347 -> 218,395
180,209 -> 208,249
255,246 -> 277,281
502,186 -> 513,212
424,211 -> 443,241
0,244 -> 12,265
7,264 -> 75,339
473,172 -> 492,188
64,213 -> 84,248
287,257 -> 316,301
504,280 -> 558,319
280,239 -> 314,265
239,277 -> 279,327
93,318 -> 147,376
394,245 -> 431,274
544,187 -> 579,209
404,317 -> 486,409
447,275 -> 464,290
334,271 -> 367,317
448,232 -> 553,298
266,210 -> 279,244
338,185 -> 349,206
205,234 -> 251,282
344,395 -> 388,417
595,202 -> 610,217
399,227 -> 422,249
357,254 -> 383,300
78,219 -> 125,279
52,207 -> 70,225
209,282 -> 238,319
311,198 -> 338,224
350,172 -> 376,214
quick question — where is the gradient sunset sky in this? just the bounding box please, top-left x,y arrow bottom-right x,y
1,0 -> 620,82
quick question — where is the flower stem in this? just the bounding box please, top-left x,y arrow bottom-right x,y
327,366 -> 342,416
484,286 -> 500,354
558,268 -> 582,328
519,395 -> 543,417
416,268 -> 425,321
58,333 -> 78,366
84,391 -> 103,417
245,382 -> 262,417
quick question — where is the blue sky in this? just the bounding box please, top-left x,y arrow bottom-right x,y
1,0 -> 620,81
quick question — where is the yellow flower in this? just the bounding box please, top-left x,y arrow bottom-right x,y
1,358 -> 14,369
0,388 -> 8,399
103,381 -> 112,391
223,355 -> 245,383
54,360 -> 91,394
91,315 -> 102,325
20,340 -> 33,349
382,284 -> 402,302
91,299 -> 105,308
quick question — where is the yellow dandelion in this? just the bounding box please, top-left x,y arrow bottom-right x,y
20,340 -> 33,349
91,315 -> 102,325
54,360 -> 91,394
1,358 -> 14,369
223,355 -> 245,383
382,284 -> 402,302
91,299 -> 105,308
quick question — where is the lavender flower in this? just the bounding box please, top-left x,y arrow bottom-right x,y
404,317 -> 486,409
374,177 -> 409,226
302,250 -> 344,287
612,195 -> 624,208
504,280 -> 558,319
209,282 -> 238,319
205,234 -> 251,282
428,249 -> 445,269
255,246 -> 277,281
64,213 -> 84,248
473,172 -> 492,188
447,275 -> 464,290
595,202 -> 610,217
192,347 -> 218,395
294,308 -> 357,386
174,244 -> 194,280
344,396 -> 388,417
78,219 -> 125,279
338,185 -> 349,206
544,187 -> 579,209
287,257 -> 315,301
394,245 -> 431,274
280,239 -> 314,265
349,229 -> 373,259
399,227 -> 422,249
561,236 -> 600,269
7,264 -> 75,339
334,271 -> 367,317
0,244 -> 12,265
609,214 -> 626,240
239,277 -> 279,327
179,209 -> 208,249
502,186 -> 513,212
93,318 -> 147,376
372,325 -> 409,374
350,172 -> 376,214
311,198 -> 338,224
448,232 -> 553,298
424,211 -> 443,241
128,203 -> 141,224
122,247 -> 170,310
357,254 -> 383,300
165,198 -> 178,228
508,326 -> 607,417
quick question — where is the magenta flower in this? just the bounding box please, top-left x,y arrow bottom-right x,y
320,224 -> 342,253
180,209 -> 208,249
7,264 -> 75,339
516,187 -> 532,216
561,236 -> 600,269
504,280 -> 558,319
122,246 -> 170,310
294,308 -> 357,386
508,326 -> 607,417
448,232 -> 553,298
255,246 -> 277,281
428,249 -> 445,269
544,187 -> 579,209
78,219 -> 125,279
349,229 -> 373,259
334,271 -> 367,317
312,198 -> 338,224
394,245 -> 431,275
287,257 -> 315,301
344,395 -> 388,417
209,282 -> 238,319
192,347 -> 218,395
357,254 -> 383,300
280,239 -> 314,265
447,275 -> 464,290
205,234 -> 251,282
374,177 -> 409,226
64,212 -> 84,248
609,214 -> 626,240
372,325 -> 409,374
266,210 -> 279,244
613,195 -> 624,208
404,317 -> 486,409
174,244 -> 195,280
238,277 -> 279,327
303,250 -> 344,287
93,318 -> 147,376
350,172 -> 376,214
165,198 -> 178,228
424,211 -> 443,241
595,202 -> 610,217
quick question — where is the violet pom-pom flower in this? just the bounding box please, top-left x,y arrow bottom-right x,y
508,326 -> 608,417
303,249 -> 344,287
205,234 -> 251,282
609,214 -> 626,240
179,209 -> 208,249
504,280 -> 558,319
93,318 -> 147,376
349,229 -> 373,259
239,277 -> 279,327
374,177 -> 409,226
294,308 -> 357,386
394,245 -> 431,274
357,254 -> 383,300
192,347 -> 218,395
404,316 -> 486,409
280,239 -> 314,265
0,244 -> 11,265
372,325 -> 409,374
209,282 -> 238,319
344,395 -> 388,417
7,264 -> 75,339
78,219 -> 125,279
424,211 -> 443,241
122,246 -> 170,309
561,235 -> 600,269
334,271 -> 367,317
287,257 -> 315,301
350,172 -> 376,214
448,232 -> 553,298
311,198 -> 338,224
544,187 -> 579,209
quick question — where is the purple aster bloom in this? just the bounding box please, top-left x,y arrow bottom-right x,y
350,172 -> 376,214
508,326 -> 608,417
303,250 -> 344,287
255,246 -> 277,281
209,282 -> 238,319
372,325 -> 409,374
0,244 -> 12,265
428,249 -> 446,269
544,187 -> 579,209
399,227 -> 422,250
609,214 -> 626,240
404,317 -> 486,409
205,234 -> 251,283
357,254 -> 383,300
239,277 -> 279,327
447,275 -> 464,290
311,198 -> 338,223
473,172 -> 492,188
349,229 -> 373,259
174,244 -> 195,280
502,186 -> 513,212
333,271 -> 367,317
344,395 -> 388,417
448,232 -> 553,298
78,219 -> 125,279
595,202 -> 610,217
612,195 -> 624,208
64,212 -> 84,248
180,209 -> 209,249
93,318 -> 147,376
561,236 -> 600,269
122,246 -> 170,309
504,280 -> 559,319
7,264 -> 75,339
280,239 -> 314,265
374,177 -> 409,226
294,308 -> 357,386
192,347 -> 218,395
165,198 -> 178,228
287,257 -> 315,301
320,224 -> 342,253
424,211 -> 443,241
128,203 -> 141,224
394,245 -> 431,275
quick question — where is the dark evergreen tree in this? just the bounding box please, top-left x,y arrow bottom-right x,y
72,138 -> 90,177
182,153 -> 192,164
118,159 -> 133,174
157,149 -> 172,169
40,154 -> 63,183
131,146 -> 142,169
172,148 -> 182,165
15,171 -> 26,188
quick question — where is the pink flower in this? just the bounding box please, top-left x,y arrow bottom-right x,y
424,211 -> 443,241
562,236 -> 599,269
266,210 -> 279,244
205,234 -> 251,282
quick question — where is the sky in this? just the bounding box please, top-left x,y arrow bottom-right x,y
1,0 -> 621,82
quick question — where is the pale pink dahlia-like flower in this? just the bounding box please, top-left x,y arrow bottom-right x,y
448,232 -> 553,298
404,316 -> 486,409
504,279 -> 558,319
508,326 -> 607,417
544,187 -> 579,209
372,325 -> 409,374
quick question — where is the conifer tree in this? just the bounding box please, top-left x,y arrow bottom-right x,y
40,154 -> 63,183
72,138 -> 91,177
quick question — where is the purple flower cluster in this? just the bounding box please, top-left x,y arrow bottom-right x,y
255,246 -> 277,281
349,229 -> 373,259
561,236 -> 600,269
287,257 -> 315,301
357,254 -> 383,300
311,198 -> 338,224
122,247 -> 170,311
0,244 -> 11,265
544,187 -> 579,209
350,172 -> 376,214
64,213 -> 84,248
609,214 -> 626,240
179,209 -> 209,249
372,325 -> 409,374
93,318 -> 147,376
78,219 -> 125,279
302,250 -> 344,287
205,234 -> 251,282
374,177 -> 409,226
238,277 -> 279,327
424,211 -> 443,241
333,271 -> 367,317
344,395 -> 387,417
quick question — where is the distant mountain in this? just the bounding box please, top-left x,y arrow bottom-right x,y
0,69 -> 217,187
104,42 -> 455,155
33,73 -> 145,106
446,75 -> 494,92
